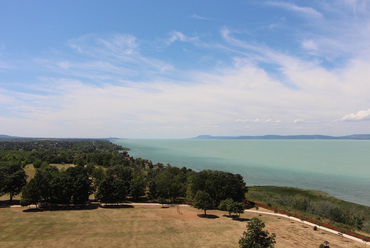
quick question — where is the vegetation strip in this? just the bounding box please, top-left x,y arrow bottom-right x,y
245,209 -> 366,244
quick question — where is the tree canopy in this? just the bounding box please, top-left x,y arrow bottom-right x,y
239,217 -> 276,248
193,190 -> 213,215
0,163 -> 27,201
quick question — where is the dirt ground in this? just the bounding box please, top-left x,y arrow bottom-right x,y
0,204 -> 365,248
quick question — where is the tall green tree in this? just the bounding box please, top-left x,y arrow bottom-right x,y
153,166 -> 186,203
239,217 -> 276,248
106,165 -> 132,188
96,176 -> 127,204
193,190 -> 213,215
188,170 -> 247,207
65,166 -> 92,204
229,201 -> 245,217
219,198 -> 234,215
20,178 -> 41,207
0,163 -> 27,201
129,174 -> 147,201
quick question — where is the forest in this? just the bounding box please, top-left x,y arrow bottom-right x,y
0,138 -> 247,211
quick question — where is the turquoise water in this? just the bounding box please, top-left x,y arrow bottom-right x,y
112,139 -> 370,206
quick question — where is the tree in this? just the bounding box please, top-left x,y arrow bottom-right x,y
219,198 -> 234,215
239,217 -> 276,248
229,201 -> 244,217
96,176 -> 127,204
106,165 -> 132,189
20,178 -> 41,207
193,190 -> 213,215
91,166 -> 105,192
187,170 -> 247,207
65,166 -> 92,204
157,196 -> 167,208
33,159 -> 43,169
130,174 -> 147,201
154,166 -> 185,203
0,163 -> 27,201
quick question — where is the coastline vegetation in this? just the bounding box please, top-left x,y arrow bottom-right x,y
246,186 -> 370,235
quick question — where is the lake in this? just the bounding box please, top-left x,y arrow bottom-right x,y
112,139 -> 370,206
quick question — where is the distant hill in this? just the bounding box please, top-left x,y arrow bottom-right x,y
192,134 -> 370,140
0,134 -> 14,138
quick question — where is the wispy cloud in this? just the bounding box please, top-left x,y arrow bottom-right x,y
2,1 -> 370,138
166,31 -> 199,45
302,40 -> 318,51
266,1 -> 323,19
189,14 -> 212,20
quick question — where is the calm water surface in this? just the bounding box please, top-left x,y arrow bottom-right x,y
112,139 -> 370,206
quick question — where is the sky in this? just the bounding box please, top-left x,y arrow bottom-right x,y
1,0 -> 370,139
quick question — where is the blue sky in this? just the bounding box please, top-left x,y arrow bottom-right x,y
1,0 -> 370,138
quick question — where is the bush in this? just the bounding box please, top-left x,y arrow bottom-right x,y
313,226 -> 318,231
33,159 -> 42,169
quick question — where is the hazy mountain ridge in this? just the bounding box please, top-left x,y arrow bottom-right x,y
193,134 -> 370,140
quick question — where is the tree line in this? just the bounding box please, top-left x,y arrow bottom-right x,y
0,139 -> 247,210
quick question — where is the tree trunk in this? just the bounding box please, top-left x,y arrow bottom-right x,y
204,209 -> 207,215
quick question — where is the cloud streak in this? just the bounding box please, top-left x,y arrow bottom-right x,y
1,1 -> 370,138
266,1 -> 323,19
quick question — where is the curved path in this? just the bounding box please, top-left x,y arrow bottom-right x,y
245,209 -> 366,244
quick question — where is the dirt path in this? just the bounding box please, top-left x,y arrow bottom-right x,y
245,209 -> 365,244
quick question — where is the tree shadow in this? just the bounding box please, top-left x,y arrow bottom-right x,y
23,208 -> 44,212
23,204 -> 100,212
223,214 -> 250,222
197,214 -> 219,219
232,216 -> 251,222
100,204 -> 134,209
0,200 -> 20,206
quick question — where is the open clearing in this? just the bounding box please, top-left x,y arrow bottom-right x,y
0,205 -> 364,248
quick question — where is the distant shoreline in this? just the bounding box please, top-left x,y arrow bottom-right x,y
192,134 -> 370,140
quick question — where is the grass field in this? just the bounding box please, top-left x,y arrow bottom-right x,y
0,205 -> 364,248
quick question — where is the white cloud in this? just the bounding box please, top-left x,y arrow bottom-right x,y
3,10 -> 370,139
293,119 -> 304,124
189,14 -> 211,20
341,109 -> 370,121
266,1 -> 323,19
166,31 -> 199,45
57,61 -> 71,69
302,40 -> 318,51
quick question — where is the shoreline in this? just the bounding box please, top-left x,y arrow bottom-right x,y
111,139 -> 370,207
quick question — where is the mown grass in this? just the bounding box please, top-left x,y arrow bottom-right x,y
0,205 -> 364,248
